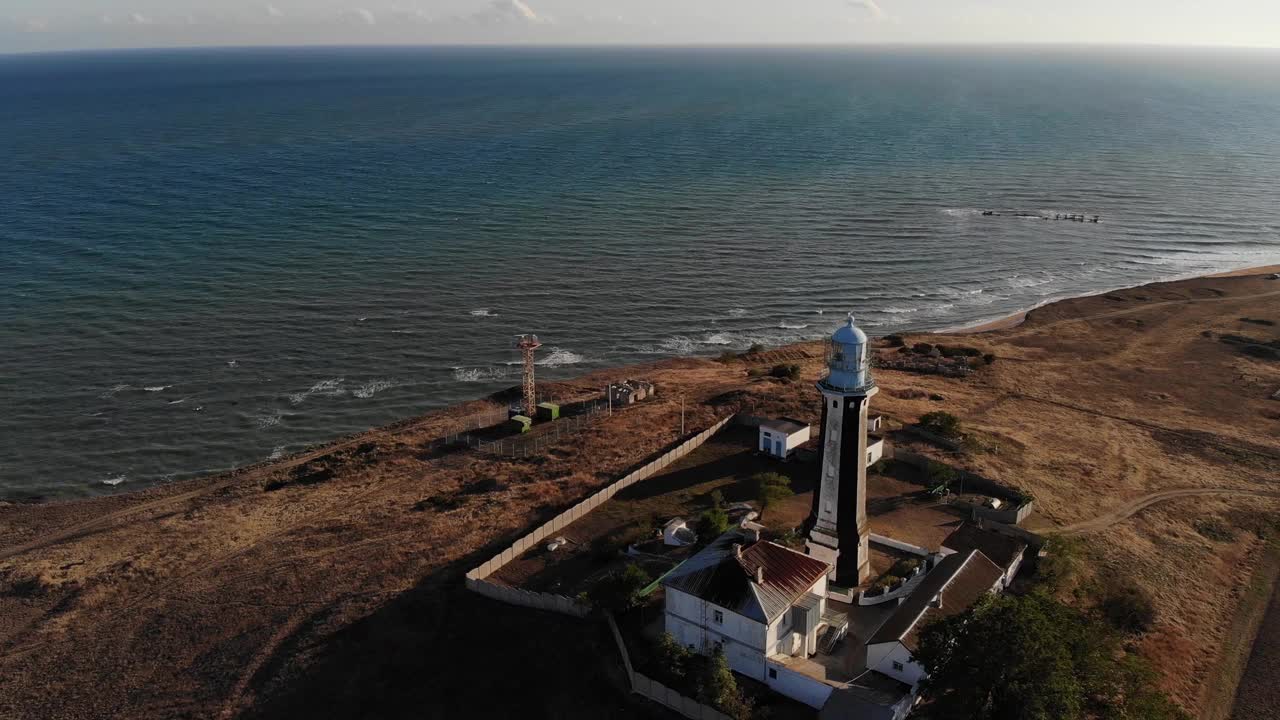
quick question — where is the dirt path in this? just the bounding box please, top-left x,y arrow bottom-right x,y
1057,488 -> 1280,536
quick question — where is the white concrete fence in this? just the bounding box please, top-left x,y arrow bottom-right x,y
464,415 -> 737,617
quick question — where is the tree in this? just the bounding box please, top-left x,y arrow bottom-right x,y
653,632 -> 693,686
913,593 -> 1187,720
752,472 -> 793,519
696,648 -> 753,720
709,489 -> 725,509
586,564 -> 650,613
919,411 -> 963,439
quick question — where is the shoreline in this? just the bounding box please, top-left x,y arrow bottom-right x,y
938,263 -> 1280,335
5,262 -> 1278,508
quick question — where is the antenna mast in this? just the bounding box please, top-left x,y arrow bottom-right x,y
515,334 -> 542,417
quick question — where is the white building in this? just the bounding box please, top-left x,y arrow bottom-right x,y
662,529 -> 839,708
865,549 -> 1004,687
759,418 -> 810,459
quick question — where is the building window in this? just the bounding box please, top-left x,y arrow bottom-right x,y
892,661 -> 905,672
832,400 -> 838,409
713,610 -> 724,625
768,668 -> 778,680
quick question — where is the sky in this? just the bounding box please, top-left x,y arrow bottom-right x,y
2,0 -> 1279,54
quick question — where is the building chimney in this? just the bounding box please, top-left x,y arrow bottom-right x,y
755,567 -> 765,584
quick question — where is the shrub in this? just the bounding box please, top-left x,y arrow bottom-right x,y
747,343 -> 766,354
709,489 -> 725,509
890,558 -> 921,577
919,411 -> 963,439
698,507 -> 731,538
884,334 -> 906,347
654,632 -> 694,686
716,350 -> 739,363
746,367 -> 765,377
983,353 -> 997,365
752,472 -> 794,518
586,564 -> 650,613
1194,516 -> 1236,542
926,461 -> 957,490
1100,582 -> 1157,634
696,649 -> 754,720
875,574 -> 902,590
769,364 -> 801,380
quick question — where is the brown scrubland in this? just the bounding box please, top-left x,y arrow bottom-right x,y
1,268 -> 1278,719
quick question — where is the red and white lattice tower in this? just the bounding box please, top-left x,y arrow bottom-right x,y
515,334 -> 542,416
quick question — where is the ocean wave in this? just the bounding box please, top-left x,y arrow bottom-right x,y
256,411 -> 283,430
226,360 -> 238,368
144,385 -> 171,392
269,445 -> 286,460
100,474 -> 126,487
353,379 -> 395,398
778,321 -> 810,329
99,383 -> 129,399
167,397 -> 189,405
469,308 -> 497,317
453,366 -> 508,382
538,348 -> 586,367
728,308 -> 747,317
702,333 -> 733,345
289,377 -> 346,405
660,336 -> 697,355
940,208 -> 980,217
881,306 -> 921,314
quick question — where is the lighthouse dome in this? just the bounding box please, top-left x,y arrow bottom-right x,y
821,313 -> 873,393
831,314 -> 869,346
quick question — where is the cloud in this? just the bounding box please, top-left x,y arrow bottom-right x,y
846,0 -> 886,21
128,12 -> 151,24
265,4 -> 284,18
339,7 -> 377,25
471,0 -> 542,24
22,17 -> 50,31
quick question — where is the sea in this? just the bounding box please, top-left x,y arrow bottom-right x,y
2,46 -> 1279,500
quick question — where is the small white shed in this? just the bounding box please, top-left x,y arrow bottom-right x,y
759,418 -> 810,459
663,517 -> 697,546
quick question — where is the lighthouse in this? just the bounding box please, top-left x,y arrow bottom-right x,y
806,313 -> 877,587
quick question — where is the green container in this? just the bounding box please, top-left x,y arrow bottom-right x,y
536,402 -> 560,421
510,415 -> 532,433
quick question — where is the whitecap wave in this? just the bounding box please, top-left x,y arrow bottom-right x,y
660,336 -> 697,355
728,308 -> 747,317
100,474 -> 126,487
881,306 -> 921,314
143,385 -> 170,392
269,445 -> 286,460
453,366 -> 508,382
469,308 -> 497,317
778,322 -> 810,329
290,378 -> 346,405
538,348 -> 585,367
256,411 -> 283,430
702,333 -> 733,345
353,379 -> 395,398
226,360 -> 238,368
167,397 -> 188,405
941,208 -> 980,217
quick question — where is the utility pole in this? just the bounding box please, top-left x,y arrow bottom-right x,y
680,395 -> 685,436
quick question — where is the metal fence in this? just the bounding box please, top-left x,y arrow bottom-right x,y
462,399 -> 610,458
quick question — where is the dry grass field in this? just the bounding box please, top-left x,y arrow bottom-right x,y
1,268 -> 1278,719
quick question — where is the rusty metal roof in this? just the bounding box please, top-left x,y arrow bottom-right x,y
662,530 -> 831,623
867,549 -> 1003,651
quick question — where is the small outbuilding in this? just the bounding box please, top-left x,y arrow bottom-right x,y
509,415 -> 532,433
663,517 -> 697,547
536,402 -> 560,421
759,418 -> 811,459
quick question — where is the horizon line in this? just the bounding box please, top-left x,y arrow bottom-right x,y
6,40 -> 1280,58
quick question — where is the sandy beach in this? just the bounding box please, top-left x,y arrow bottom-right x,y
1,266 -> 1278,719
